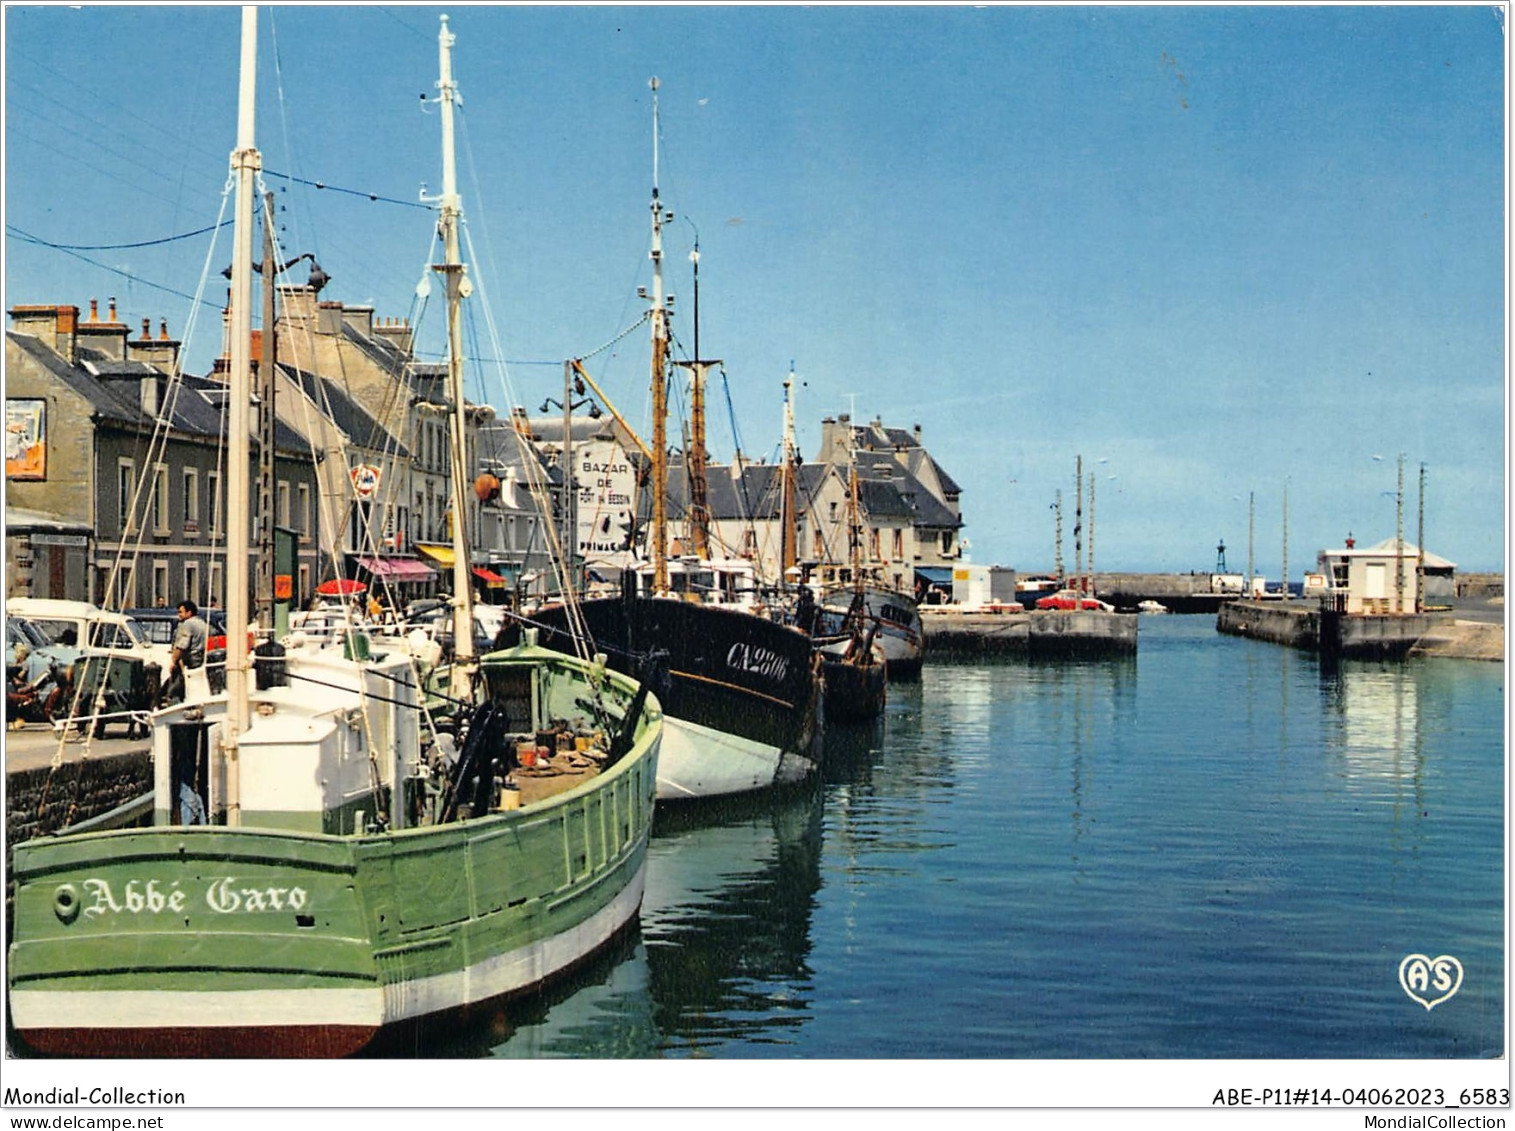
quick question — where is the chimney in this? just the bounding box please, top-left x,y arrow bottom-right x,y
126,317 -> 182,374
340,304 -> 375,337
139,372 -> 160,418
316,300 -> 344,336
276,284 -> 319,335
76,295 -> 130,360
373,315 -> 415,356
7,305 -> 79,357
913,423 -> 922,445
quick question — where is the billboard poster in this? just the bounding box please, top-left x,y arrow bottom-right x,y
5,399 -> 46,480
574,439 -> 636,558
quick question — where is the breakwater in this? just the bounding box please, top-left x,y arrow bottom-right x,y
1216,600 -> 1448,658
922,608 -> 1138,657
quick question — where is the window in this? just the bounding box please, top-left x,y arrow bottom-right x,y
208,561 -> 223,608
277,480 -> 291,529
893,528 -> 904,560
298,564 -> 311,606
207,471 -> 221,539
184,560 -> 201,606
117,458 -> 136,535
297,483 -> 311,539
90,622 -> 131,650
152,560 -> 169,606
152,465 -> 170,534
183,469 -> 200,534
813,530 -> 824,559
870,528 -> 881,560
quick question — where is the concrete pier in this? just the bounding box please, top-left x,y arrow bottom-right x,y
1216,599 -> 1452,659
922,608 -> 1138,658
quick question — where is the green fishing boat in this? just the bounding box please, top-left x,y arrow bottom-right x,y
7,10 -> 662,1058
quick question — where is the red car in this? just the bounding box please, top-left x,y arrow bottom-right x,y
1035,589 -> 1115,612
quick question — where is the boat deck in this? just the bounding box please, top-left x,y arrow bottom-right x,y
510,749 -> 606,807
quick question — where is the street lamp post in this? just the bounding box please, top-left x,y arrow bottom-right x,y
541,371 -> 601,592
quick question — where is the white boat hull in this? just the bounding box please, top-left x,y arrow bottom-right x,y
655,715 -> 815,800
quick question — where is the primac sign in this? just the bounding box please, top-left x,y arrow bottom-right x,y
575,440 -> 635,557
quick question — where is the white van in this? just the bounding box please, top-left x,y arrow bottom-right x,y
5,598 -> 171,677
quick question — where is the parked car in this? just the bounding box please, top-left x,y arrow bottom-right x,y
5,616 -> 82,724
7,599 -> 166,736
8,599 -> 170,673
124,607 -> 227,650
6,616 -> 81,676
1035,589 -> 1116,612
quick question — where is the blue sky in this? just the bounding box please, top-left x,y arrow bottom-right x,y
4,4 -> 1507,575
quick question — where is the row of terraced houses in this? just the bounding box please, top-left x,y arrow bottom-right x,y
5,289 -> 965,611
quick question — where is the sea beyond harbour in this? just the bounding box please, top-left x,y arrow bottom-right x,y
388,615 -> 1505,1062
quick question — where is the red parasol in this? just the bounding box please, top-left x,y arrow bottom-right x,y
315,578 -> 367,597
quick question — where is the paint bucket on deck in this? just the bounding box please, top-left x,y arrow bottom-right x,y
497,782 -> 520,811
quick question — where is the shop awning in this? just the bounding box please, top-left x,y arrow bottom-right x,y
915,566 -> 954,585
472,566 -> 507,587
356,556 -> 436,582
415,543 -> 456,567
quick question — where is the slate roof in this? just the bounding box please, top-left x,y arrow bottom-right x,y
339,323 -> 448,399
280,364 -> 410,458
7,332 -> 314,456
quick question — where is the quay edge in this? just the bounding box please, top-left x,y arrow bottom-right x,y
1216,599 -> 1502,660
922,608 -> 1137,659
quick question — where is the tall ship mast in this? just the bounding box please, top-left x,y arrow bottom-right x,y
433,14 -> 478,694
511,77 -> 823,801
647,77 -> 671,595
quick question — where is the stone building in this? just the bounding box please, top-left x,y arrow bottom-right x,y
6,299 -> 322,609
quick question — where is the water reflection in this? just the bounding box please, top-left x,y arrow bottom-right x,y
1320,664 -> 1423,780
640,786 -> 825,1053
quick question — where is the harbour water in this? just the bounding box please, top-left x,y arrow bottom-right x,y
384,615 -> 1506,1060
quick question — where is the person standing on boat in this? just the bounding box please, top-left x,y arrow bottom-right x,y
169,600 -> 210,702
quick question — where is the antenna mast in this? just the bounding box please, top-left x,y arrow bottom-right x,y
1395,452 -> 1405,614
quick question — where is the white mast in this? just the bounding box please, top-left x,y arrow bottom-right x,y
432,14 -> 477,693
780,365 -> 797,577
223,4 -> 260,825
